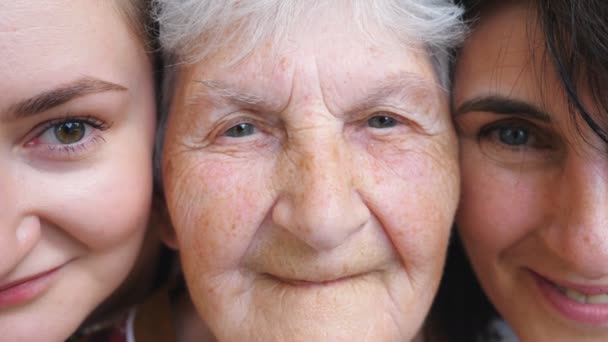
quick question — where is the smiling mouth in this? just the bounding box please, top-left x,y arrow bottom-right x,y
0,264 -> 66,308
551,282 -> 608,305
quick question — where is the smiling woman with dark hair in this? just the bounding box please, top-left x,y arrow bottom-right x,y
431,0 -> 608,340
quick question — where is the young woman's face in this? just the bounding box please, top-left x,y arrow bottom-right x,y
454,2 -> 608,340
0,1 -> 155,340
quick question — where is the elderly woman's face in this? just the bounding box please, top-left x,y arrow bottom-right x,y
454,2 -> 608,340
163,14 -> 459,341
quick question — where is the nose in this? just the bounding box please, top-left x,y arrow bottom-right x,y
0,169 -> 41,278
272,131 -> 371,251
546,153 -> 608,279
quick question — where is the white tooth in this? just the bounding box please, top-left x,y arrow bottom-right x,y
587,293 -> 608,304
564,288 -> 587,304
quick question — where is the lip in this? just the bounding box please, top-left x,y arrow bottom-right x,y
532,270 -> 608,326
265,273 -> 364,288
0,264 -> 66,309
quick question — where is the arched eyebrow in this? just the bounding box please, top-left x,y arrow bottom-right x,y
454,95 -> 552,122
4,77 -> 127,121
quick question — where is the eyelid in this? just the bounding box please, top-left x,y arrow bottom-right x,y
359,109 -> 428,135
479,118 -> 553,148
24,115 -> 110,145
22,115 -> 111,161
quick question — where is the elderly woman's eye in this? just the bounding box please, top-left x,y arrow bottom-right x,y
368,115 -> 397,129
224,123 -> 256,138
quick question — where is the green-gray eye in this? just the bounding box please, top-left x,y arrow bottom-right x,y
224,123 -> 256,137
368,115 -> 397,129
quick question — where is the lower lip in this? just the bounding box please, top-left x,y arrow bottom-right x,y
0,266 -> 64,309
534,271 -> 608,326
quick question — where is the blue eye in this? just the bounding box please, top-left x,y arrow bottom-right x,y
224,123 -> 256,137
368,115 -> 397,129
498,126 -> 529,146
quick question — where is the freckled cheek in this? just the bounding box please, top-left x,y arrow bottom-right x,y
165,155 -> 271,272
368,146 -> 458,271
457,161 -> 546,258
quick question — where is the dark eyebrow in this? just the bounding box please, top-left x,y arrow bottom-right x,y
5,77 -> 127,121
454,95 -> 551,122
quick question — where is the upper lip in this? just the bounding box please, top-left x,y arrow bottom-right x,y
0,264 -> 65,292
532,270 -> 608,295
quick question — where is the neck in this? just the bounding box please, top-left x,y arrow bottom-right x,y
172,291 -> 216,342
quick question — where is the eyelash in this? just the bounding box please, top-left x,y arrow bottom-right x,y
25,115 -> 112,160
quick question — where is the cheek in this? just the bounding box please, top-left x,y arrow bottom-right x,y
368,137 -> 459,273
457,148 -> 547,260
41,160 -> 153,249
164,152 -> 272,273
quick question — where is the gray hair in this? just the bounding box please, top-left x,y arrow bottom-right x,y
152,0 -> 466,186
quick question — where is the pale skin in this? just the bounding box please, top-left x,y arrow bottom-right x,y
0,1 -> 155,341
162,9 -> 459,341
454,2 -> 608,341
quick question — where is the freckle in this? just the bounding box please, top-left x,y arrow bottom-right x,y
280,56 -> 289,71
231,223 -> 236,231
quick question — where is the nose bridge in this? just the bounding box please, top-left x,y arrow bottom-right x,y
298,131 -> 349,201
551,154 -> 608,277
272,127 -> 370,251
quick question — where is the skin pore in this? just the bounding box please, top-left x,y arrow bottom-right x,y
0,1 -> 155,341
162,6 -> 459,341
453,1 -> 608,340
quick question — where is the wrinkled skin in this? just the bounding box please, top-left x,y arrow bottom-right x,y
162,9 -> 459,342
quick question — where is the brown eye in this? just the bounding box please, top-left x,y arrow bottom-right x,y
54,121 -> 86,144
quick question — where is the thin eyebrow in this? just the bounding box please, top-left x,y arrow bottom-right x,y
4,77 -> 127,121
454,95 -> 552,122
191,72 -> 437,114
348,72 -> 438,115
191,79 -> 271,109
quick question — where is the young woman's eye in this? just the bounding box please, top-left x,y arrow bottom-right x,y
477,119 -> 559,165
224,123 -> 256,137
37,120 -> 93,145
496,126 -> 529,146
24,116 -> 110,161
368,114 -> 398,129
